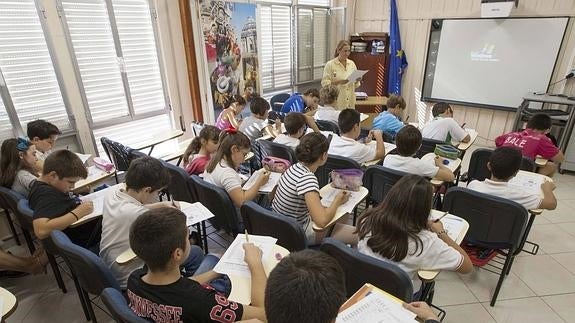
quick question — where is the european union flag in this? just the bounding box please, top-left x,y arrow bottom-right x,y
388,0 -> 408,95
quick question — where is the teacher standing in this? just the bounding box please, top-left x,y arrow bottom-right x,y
321,40 -> 361,110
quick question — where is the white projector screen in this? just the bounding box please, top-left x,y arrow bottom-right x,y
422,17 -> 568,110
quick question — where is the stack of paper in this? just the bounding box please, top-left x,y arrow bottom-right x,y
242,169 -> 282,193
321,187 -> 366,214
214,234 -> 277,277
336,292 -> 417,323
179,201 -> 216,227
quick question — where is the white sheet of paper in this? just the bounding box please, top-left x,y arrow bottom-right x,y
321,188 -> 365,214
213,234 -> 277,277
360,113 -> 369,122
509,171 -> 545,195
75,153 -> 91,164
179,201 -> 216,227
336,292 -> 417,323
242,169 -> 281,193
73,185 -> 113,225
429,210 -> 466,242
0,297 -> 3,320
421,153 -> 458,172
346,70 -> 368,82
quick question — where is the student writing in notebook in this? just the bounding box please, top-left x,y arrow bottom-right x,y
383,125 -> 455,182
467,146 -> 557,210
356,175 -> 473,291
100,156 -> 205,288
272,133 -> 357,246
421,102 -> 470,144
183,125 -> 221,176
273,112 -> 320,149
203,130 -> 270,208
127,208 -> 266,322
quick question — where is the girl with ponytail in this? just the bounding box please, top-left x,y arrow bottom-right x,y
183,125 -> 221,175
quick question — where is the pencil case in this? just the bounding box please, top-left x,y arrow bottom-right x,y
262,156 -> 291,173
434,144 -> 459,160
93,157 -> 114,172
331,169 -> 363,191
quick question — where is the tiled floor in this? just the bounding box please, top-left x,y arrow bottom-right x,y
2,147 -> 575,322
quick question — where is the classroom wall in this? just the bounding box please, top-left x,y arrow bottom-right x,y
352,0 -> 575,147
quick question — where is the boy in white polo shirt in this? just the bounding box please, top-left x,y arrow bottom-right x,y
100,156 -> 204,288
383,125 -> 455,182
422,102 -> 470,143
467,147 -> 557,210
274,112 -> 320,149
328,109 -> 385,164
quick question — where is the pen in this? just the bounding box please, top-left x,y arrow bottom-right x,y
405,115 -> 410,122
245,229 -> 250,243
434,211 -> 449,223
461,123 -> 466,128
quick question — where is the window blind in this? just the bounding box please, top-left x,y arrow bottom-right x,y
313,8 -> 328,80
0,92 -> 14,141
260,5 -> 292,92
0,0 -> 72,132
298,0 -> 329,6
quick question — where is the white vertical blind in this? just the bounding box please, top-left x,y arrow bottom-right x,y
0,0 -> 71,132
0,95 -> 14,141
112,0 -> 166,115
313,8 -> 328,79
298,0 -> 329,6
260,5 -> 292,92
61,0 -> 130,124
297,8 -> 312,82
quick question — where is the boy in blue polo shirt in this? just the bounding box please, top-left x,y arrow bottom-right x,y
280,89 -> 320,114
372,94 -> 407,139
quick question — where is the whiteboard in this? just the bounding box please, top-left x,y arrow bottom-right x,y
422,17 -> 568,110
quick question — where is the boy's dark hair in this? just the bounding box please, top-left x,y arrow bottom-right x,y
43,150 -> 87,178
338,108 -> 361,134
489,147 -> 522,180
129,208 -> 187,272
265,250 -> 346,323
303,88 -> 320,99
27,120 -> 61,140
395,125 -> 422,156
250,97 -> 270,116
295,132 -> 329,163
432,102 -> 452,117
284,112 -> 307,135
125,156 -> 171,192
387,94 -> 406,110
526,113 -> 552,131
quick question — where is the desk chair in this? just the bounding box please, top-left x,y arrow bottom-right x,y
241,201 -> 306,252
162,161 -> 194,202
0,187 -> 26,249
17,200 -> 68,294
127,149 -> 148,165
188,175 -> 240,246
363,165 -> 408,207
443,187 -> 529,306
51,230 -> 121,323
416,138 -> 453,159
101,137 -> 133,183
101,288 -> 148,323
315,119 -> 340,135
258,139 -> 298,164
270,93 -> 290,112
464,148 -> 537,183
315,155 -> 361,188
320,238 -> 413,302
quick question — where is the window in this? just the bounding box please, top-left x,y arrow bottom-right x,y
59,0 -> 171,155
0,0 -> 73,141
296,7 -> 329,83
260,5 -> 292,93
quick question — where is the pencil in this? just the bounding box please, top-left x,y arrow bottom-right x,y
434,211 -> 449,223
244,229 -> 250,243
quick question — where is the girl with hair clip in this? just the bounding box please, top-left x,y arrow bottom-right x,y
203,129 -> 270,208
183,125 -> 221,175
272,132 -> 357,245
215,95 -> 246,130
0,137 -> 39,197
356,175 -> 472,290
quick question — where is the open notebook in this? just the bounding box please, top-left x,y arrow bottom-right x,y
429,209 -> 467,242
242,169 -> 282,193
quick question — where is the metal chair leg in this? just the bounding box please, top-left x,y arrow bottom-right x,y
490,253 -> 514,306
47,254 -> 67,294
71,272 -> 91,321
82,288 -> 97,322
4,210 -> 21,245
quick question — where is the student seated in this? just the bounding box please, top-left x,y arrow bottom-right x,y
280,88 -> 320,114
495,113 -> 564,177
183,125 -> 221,176
265,249 -> 443,323
328,109 -> 385,164
127,207 -> 267,322
314,85 -> 341,123
203,130 -> 270,208
238,97 -> 279,141
468,146 -> 557,210
272,132 -> 357,246
0,137 -> 39,197
383,125 -> 455,182
372,94 -> 406,139
422,102 -> 470,143
357,175 -> 473,289
27,119 -> 61,169
29,150 -> 99,249
100,156 -> 205,288
215,95 -> 246,130
273,112 -> 320,149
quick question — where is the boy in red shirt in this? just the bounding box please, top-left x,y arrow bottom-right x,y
495,113 -> 564,177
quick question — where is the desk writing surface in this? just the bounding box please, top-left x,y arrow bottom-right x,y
535,156 -> 548,167
360,142 -> 396,167
313,185 -> 368,230
70,184 -> 119,228
510,170 -> 552,213
132,130 -> 184,150
355,96 -> 388,106
0,287 -> 17,318
421,153 -> 461,186
158,138 -> 193,162
457,128 -> 478,151
73,166 -> 116,192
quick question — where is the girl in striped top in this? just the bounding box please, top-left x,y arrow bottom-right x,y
272,132 -> 357,245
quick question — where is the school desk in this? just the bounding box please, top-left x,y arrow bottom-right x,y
132,129 -> 184,155
312,185 -> 369,231
157,138 -> 193,166
535,156 -> 548,167
421,153 -> 461,186
0,287 -> 17,319
457,128 -> 478,151
361,141 -> 397,167
228,244 -> 289,305
72,165 -> 116,193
